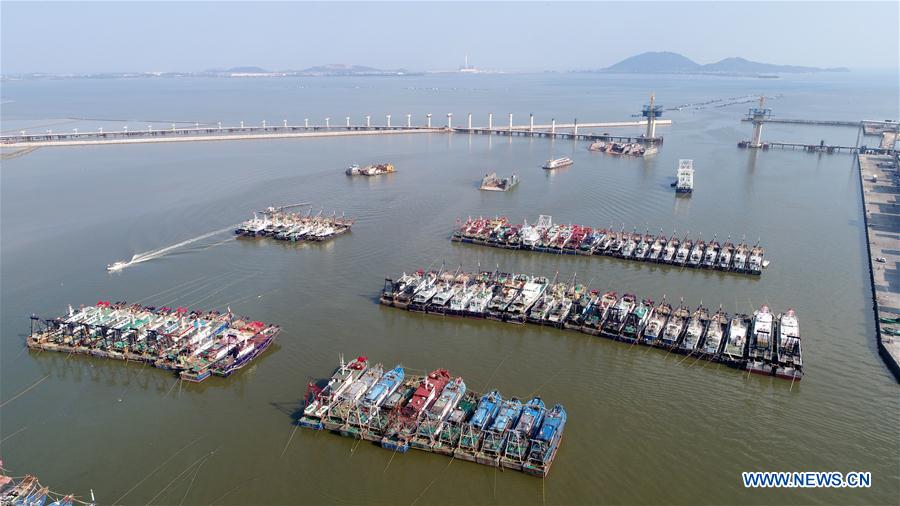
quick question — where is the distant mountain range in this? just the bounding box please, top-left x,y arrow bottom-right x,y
599,51 -> 849,75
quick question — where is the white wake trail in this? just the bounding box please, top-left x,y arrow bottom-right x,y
108,224 -> 236,272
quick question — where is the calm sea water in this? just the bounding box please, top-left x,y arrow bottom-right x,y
2,72 -> 898,505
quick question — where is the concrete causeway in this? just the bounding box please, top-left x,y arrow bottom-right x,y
858,153 -> 900,381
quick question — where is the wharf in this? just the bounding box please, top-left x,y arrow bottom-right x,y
738,140 -> 859,153
26,301 -> 280,382
297,356 -> 566,477
740,118 -> 861,127
858,154 -> 900,382
380,268 -> 802,380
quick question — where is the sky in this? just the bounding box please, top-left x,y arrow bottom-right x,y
1,1 -> 898,74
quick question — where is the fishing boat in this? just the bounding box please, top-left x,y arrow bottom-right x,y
499,397 -> 546,470
523,403 -> 567,477
545,286 -> 575,327
382,369 -> 452,452
703,240 -> 720,268
678,306 -> 709,354
662,234 -> 679,263
581,291 -> 617,336
688,239 -> 705,266
732,243 -> 749,272
325,363 -> 385,432
428,272 -> 471,314
361,365 -> 405,413
563,289 -> 598,330
620,298 -> 653,342
702,308 -> 728,357
486,274 -> 527,321
775,309 -> 803,381
433,390 -> 479,456
747,305 -> 775,375
454,390 -> 502,462
718,241 -> 734,270
748,244 -> 766,275
480,172 -> 519,191
675,238 -> 692,265
588,140 -> 608,151
541,157 -> 573,170
722,314 -> 750,366
476,397 -> 524,466
503,276 -> 550,323
661,304 -> 689,348
408,271 -> 444,312
410,376 -> 467,450
391,271 -> 428,309
464,280 -> 497,317
601,293 -> 636,338
640,300 -> 672,345
527,279 -> 561,324
301,355 -> 369,428
647,234 -> 665,261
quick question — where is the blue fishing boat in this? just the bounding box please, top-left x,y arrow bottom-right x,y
476,397 -> 523,465
454,390 -> 502,461
523,403 -> 567,477
500,396 -> 546,470
361,365 -> 404,411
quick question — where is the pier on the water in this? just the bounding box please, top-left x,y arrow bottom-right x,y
0,114 -> 669,148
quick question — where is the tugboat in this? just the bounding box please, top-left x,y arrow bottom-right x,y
455,390 -> 503,462
775,309 -> 803,381
477,397 -> 524,466
523,403 -> 567,478
747,305 -> 775,375
500,396 -> 546,471
723,314 -> 750,367
542,157 -> 573,170
480,172 -> 520,191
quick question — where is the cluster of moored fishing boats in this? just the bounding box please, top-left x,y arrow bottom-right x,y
381,269 -> 802,380
346,163 -> 395,176
234,208 -> 353,242
588,140 -> 657,157
26,301 -> 280,382
298,355 -> 567,477
452,215 -> 768,275
0,473 -> 88,506
480,172 -> 519,191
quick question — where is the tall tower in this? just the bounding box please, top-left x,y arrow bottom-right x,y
642,94 -> 663,139
748,96 -> 771,148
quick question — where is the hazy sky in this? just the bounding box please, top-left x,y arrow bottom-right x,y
2,1 -> 898,74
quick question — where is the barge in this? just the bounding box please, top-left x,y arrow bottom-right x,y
382,268 -> 803,378
480,172 -> 519,191
451,215 -> 767,276
26,301 -> 280,383
299,357 -> 567,477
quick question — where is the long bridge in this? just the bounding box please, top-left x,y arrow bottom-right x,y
0,114 -> 671,149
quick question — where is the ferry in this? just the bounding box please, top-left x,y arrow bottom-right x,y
541,157 -> 573,170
